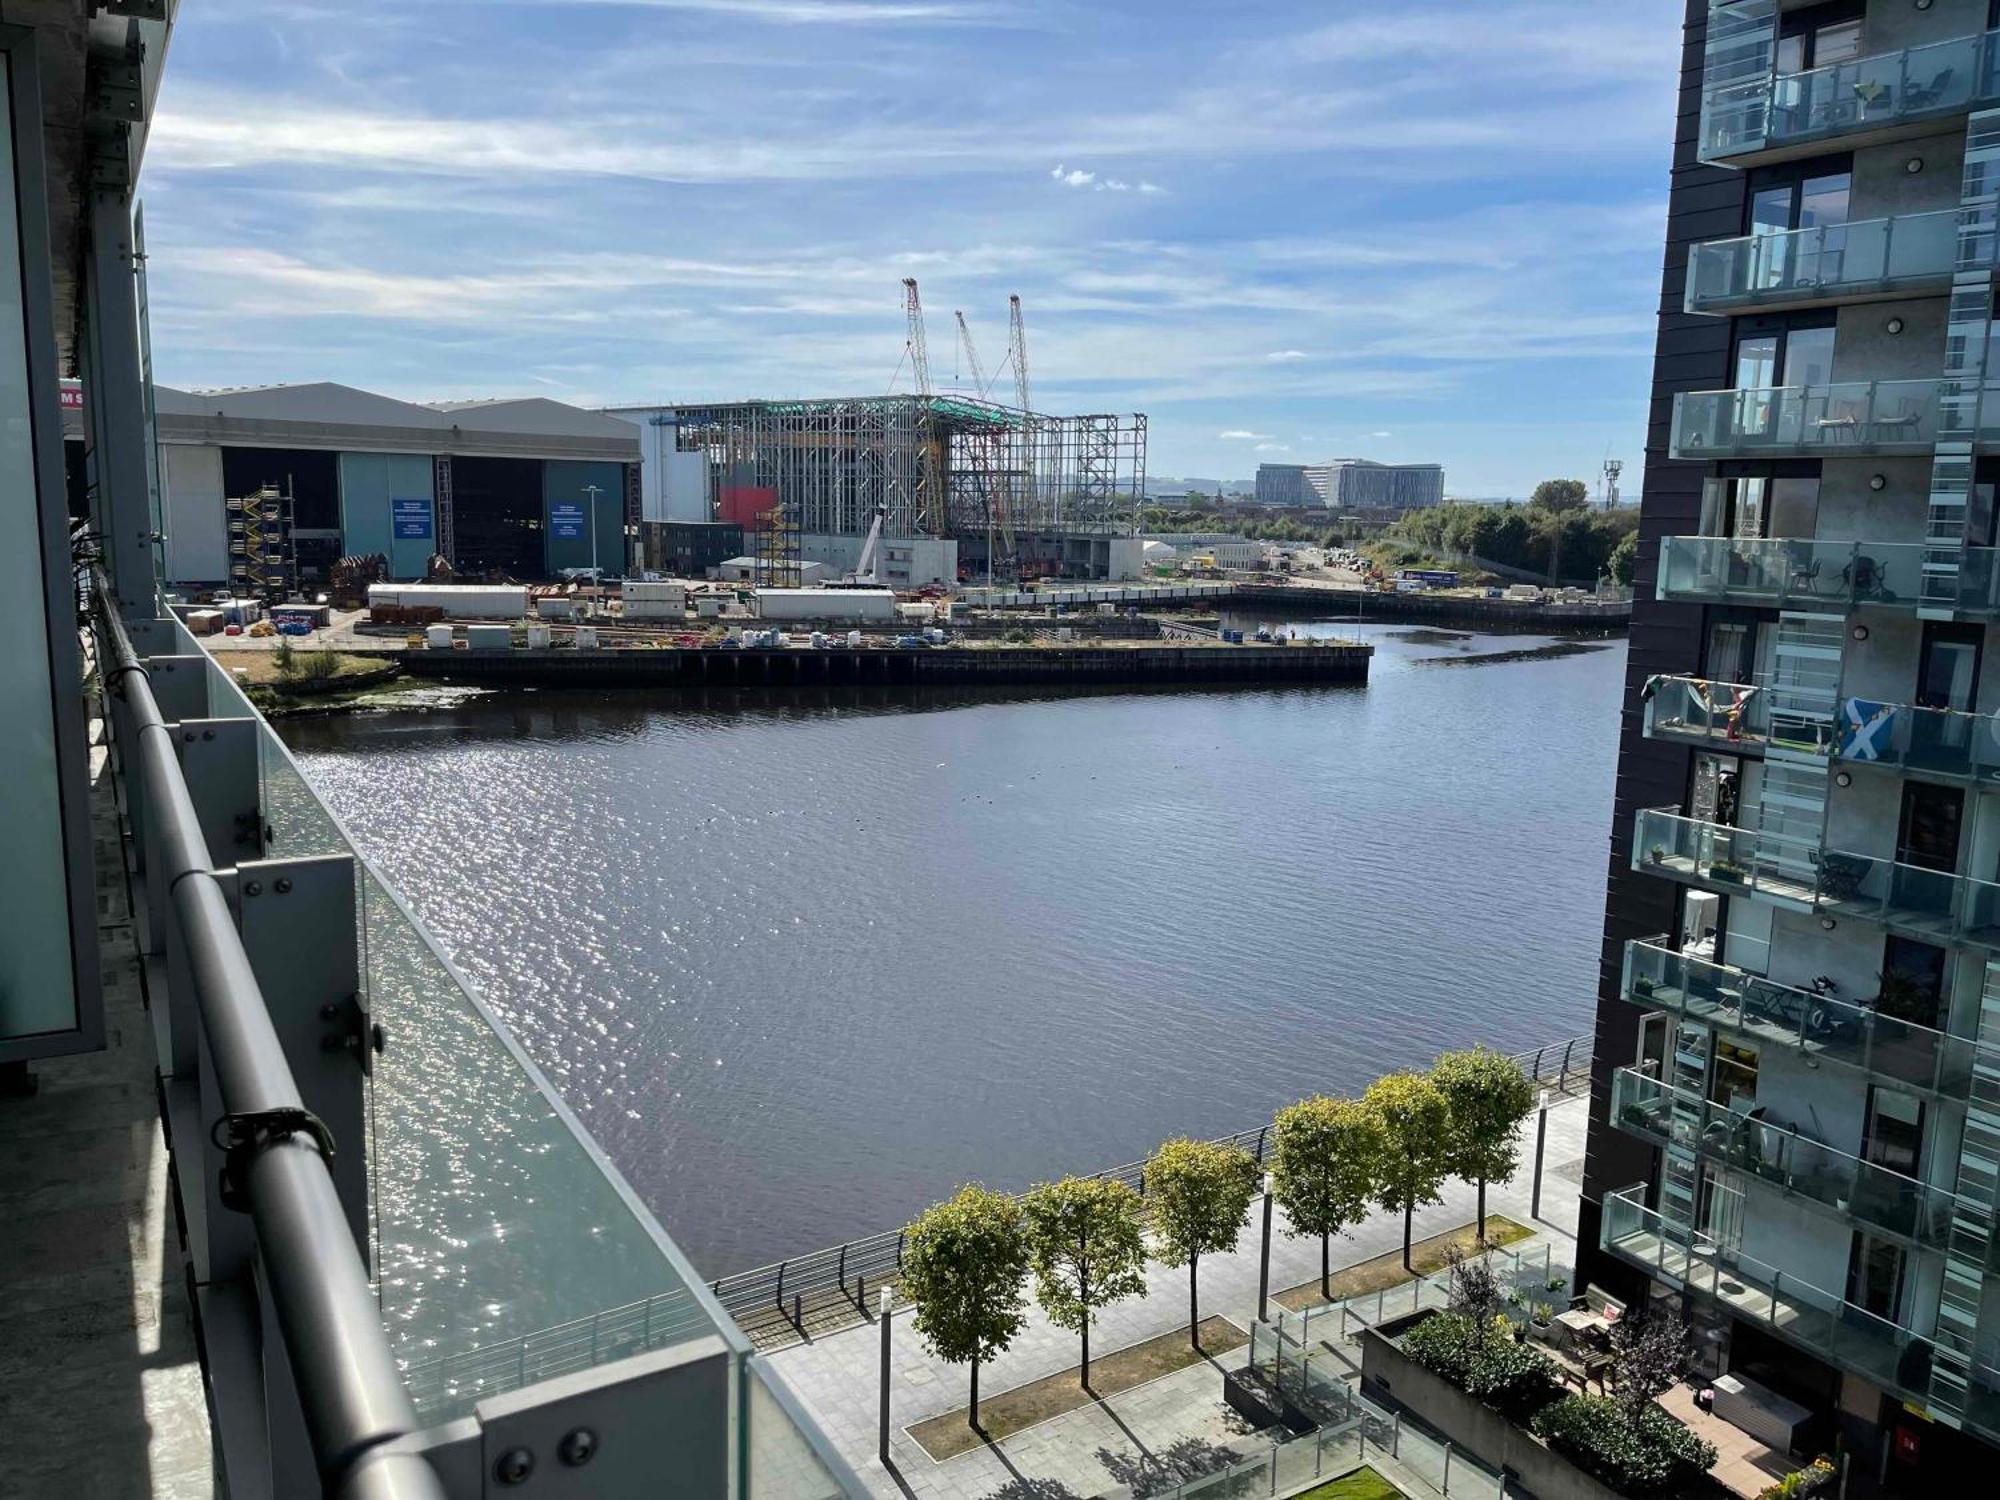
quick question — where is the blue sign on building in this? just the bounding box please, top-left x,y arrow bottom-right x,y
391,497 -> 433,541
550,501 -> 586,540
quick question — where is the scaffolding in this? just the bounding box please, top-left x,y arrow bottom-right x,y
668,396 -> 1146,572
226,484 -> 296,601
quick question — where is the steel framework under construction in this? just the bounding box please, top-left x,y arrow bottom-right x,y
668,395 -> 1147,559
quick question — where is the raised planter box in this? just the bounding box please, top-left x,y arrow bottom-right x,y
1360,1314 -> 1626,1500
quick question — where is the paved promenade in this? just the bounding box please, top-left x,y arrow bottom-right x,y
771,1090 -> 1591,1500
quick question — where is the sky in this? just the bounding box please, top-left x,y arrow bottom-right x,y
142,0 -> 1685,497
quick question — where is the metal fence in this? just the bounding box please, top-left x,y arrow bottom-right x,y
713,1031 -> 1592,1351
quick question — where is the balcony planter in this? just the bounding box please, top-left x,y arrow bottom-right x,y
1708,861 -> 1748,885
1632,976 -> 1658,1000
1648,846 -> 1667,867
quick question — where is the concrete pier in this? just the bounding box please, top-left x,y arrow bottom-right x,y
399,639 -> 1373,689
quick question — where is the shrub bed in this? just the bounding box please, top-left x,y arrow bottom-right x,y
1399,1311 -> 1560,1424
1530,1394 -> 1719,1498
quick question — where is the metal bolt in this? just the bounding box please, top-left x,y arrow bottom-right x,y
243,881 -> 262,897
182,730 -> 194,742
274,877 -> 292,894
558,1428 -> 597,1467
201,728 -> 214,740
494,1447 -> 534,1485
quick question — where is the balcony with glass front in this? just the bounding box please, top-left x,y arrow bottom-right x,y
1620,937 -> 1982,1101
1609,1068 -> 1962,1258
1599,1186 -> 2000,1439
1829,696 -> 2000,785
1672,381 -> 1944,458
1702,28 -> 2000,164
1685,210 -> 1963,316
1633,806 -> 2000,950
1642,675 -> 1835,760
1652,537 -> 2000,617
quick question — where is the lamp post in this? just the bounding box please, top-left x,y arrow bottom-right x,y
878,1287 -> 893,1466
1257,1171 -> 1275,1323
1531,1088 -> 1551,1221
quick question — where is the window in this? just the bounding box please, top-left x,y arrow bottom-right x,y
1706,620 -> 1756,684
1862,1087 -> 1924,1178
1701,475 -> 1820,539
1880,936 -> 1947,1028
1781,325 -> 1836,387
1812,19 -> 1862,69
1897,782 -> 1964,872
1847,1233 -> 1905,1320
1917,622 -> 1981,712
1712,1041 -> 1760,1108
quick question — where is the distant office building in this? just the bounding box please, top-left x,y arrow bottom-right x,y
1255,464 -> 1315,505
1305,460 -> 1445,513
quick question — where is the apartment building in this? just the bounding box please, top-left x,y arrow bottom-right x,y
1583,1 -> 2000,1487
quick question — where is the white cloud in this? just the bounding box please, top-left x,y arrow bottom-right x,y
510,0 -> 997,18
1051,165 -> 1094,187
1218,430 -> 1270,441
1369,430 -> 1393,438
1254,442 -> 1291,452
1267,350 -> 1307,362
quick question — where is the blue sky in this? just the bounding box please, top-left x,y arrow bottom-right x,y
143,0 -> 1683,496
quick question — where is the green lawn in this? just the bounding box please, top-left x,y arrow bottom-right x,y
1290,1465 -> 1404,1499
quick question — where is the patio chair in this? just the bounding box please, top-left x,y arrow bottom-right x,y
1904,67 -> 1956,111
1844,555 -> 1899,603
1814,398 -> 1866,445
1812,849 -> 1870,902
1870,401 -> 1925,444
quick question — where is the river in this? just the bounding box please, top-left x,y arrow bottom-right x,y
283,620 -> 1626,1276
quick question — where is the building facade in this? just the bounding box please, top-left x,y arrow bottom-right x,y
1255,463 -> 1315,505
1583,1 -> 2000,1486
1306,459 -> 1445,512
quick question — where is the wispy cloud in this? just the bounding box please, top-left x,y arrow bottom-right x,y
1267,350 -> 1307,362
1217,430 -> 1270,441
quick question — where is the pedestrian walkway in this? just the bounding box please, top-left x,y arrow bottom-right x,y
768,1092 -> 1588,1499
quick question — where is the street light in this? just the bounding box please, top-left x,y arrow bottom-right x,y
1257,1170 -> 1275,1323
580,483 -> 604,584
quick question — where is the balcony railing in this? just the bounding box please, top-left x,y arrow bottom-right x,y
1672,381 -> 1945,457
1685,210 -> 1962,315
100,588 -> 859,1495
1610,1068 -> 1960,1258
1633,807 -> 2000,951
1702,28 -> 2000,161
1600,1186 -> 2000,1439
1653,537 -> 2000,616
1641,675 -> 1833,759
1831,696 -> 2000,784
1621,937 -> 1981,1101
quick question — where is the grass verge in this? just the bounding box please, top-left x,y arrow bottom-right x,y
1271,1217 -> 1534,1314
908,1315 -> 1247,1462
1293,1465 -> 1404,1499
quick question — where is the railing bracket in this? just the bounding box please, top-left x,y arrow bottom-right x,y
211,1106 -> 337,1212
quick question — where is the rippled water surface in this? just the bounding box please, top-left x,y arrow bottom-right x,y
285,622 -> 1626,1275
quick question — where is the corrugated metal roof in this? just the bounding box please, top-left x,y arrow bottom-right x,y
159,381 -> 452,428
426,397 -> 641,440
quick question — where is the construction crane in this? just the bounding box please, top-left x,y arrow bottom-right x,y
954,310 -> 991,398
903,278 -> 933,398
1007,294 -> 1031,414
842,505 -> 888,585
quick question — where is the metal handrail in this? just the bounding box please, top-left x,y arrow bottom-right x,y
93,574 -> 445,1500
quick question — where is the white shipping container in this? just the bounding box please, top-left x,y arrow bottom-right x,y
369,583 -> 529,619
623,600 -> 686,621
536,596 -> 577,620
623,582 -> 687,606
525,624 -> 553,649
574,626 -> 599,649
754,587 -> 896,624
424,624 -> 453,650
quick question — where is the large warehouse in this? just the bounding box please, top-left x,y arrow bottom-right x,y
67,382 -> 642,588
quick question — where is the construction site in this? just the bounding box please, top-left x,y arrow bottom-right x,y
608,286 -> 1150,587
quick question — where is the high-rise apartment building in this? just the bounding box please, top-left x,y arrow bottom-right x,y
1583,2 -> 2000,1486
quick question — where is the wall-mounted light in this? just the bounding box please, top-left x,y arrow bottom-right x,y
1906,156 -> 1926,175
1836,771 -> 1853,788
1885,317 -> 1906,336
1852,624 -> 1871,641
1821,917 -> 1839,931
1870,473 -> 1889,490
1917,0 -> 1934,10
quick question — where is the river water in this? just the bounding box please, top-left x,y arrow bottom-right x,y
284,621 -> 1626,1275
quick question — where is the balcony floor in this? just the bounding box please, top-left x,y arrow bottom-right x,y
0,738 -> 211,1497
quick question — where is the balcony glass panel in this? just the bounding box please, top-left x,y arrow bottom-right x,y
1654,538 -> 1995,614
1686,211 -> 1961,313
1643,676 -> 1835,759
1838,697 -> 2000,783
1633,807 -> 2000,952
171,616 -> 735,1425
1673,381 -> 1943,457
1621,938 -> 1973,1098
1765,31 -> 1992,150
1610,1069 -> 1958,1254
1598,1186 -> 2000,1431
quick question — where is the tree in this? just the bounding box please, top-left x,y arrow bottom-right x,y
1145,1137 -> 1260,1349
1363,1070 -> 1453,1271
900,1185 -> 1029,1431
1021,1175 -> 1148,1389
1270,1096 -> 1381,1302
1432,1047 -> 1538,1242
1529,478 -> 1590,514
1442,1242 -> 1503,1323
1608,1309 -> 1695,1431
1608,529 -> 1638,585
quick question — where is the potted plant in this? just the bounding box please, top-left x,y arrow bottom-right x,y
1710,859 -> 1748,884
1528,1300 -> 1555,1339
1648,844 -> 1667,866
1547,1275 -> 1568,1297
1633,975 -> 1658,999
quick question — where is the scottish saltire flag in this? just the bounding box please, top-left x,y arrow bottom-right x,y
1840,699 -> 1896,761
